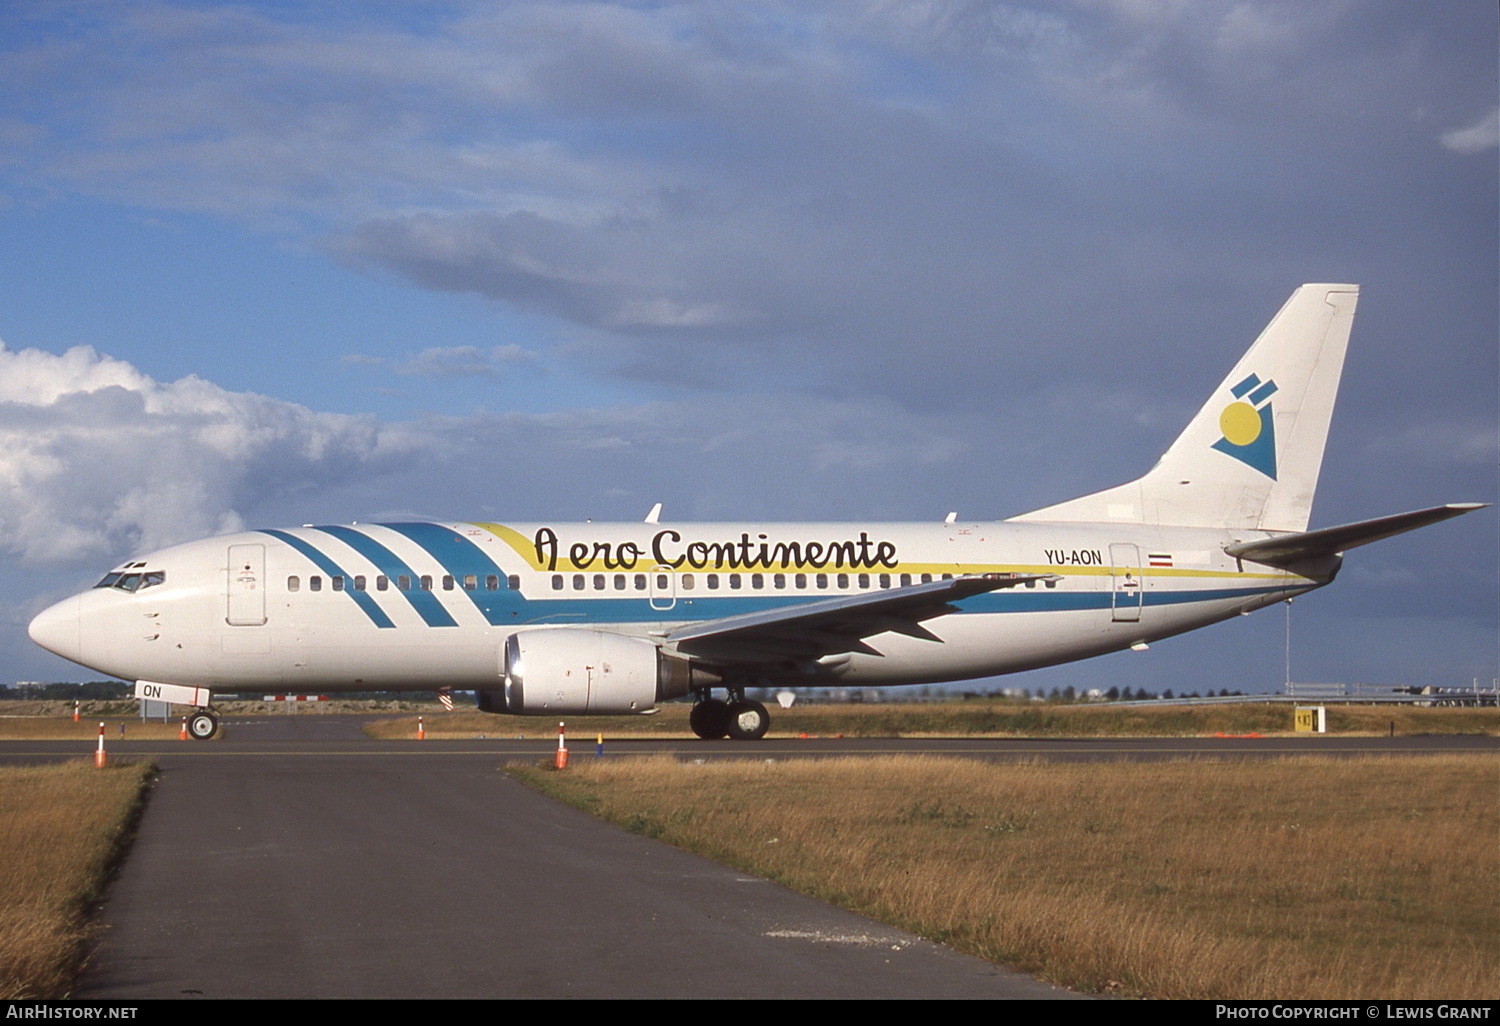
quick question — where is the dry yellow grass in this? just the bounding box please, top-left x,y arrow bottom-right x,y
516,754 -> 1498,999
0,761 -> 154,998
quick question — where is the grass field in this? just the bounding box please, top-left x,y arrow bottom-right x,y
364,701 -> 1500,740
513,754 -> 1498,999
0,760 -> 153,998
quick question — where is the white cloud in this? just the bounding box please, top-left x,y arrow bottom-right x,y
0,340 -> 413,564
0,337 -> 995,563
1440,106 -> 1499,154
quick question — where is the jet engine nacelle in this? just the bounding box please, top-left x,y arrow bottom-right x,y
477,628 -> 712,715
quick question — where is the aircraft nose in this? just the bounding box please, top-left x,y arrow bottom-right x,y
29,595 -> 82,663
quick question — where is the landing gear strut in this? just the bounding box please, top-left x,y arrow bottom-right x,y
690,691 -> 770,740
186,708 -> 220,741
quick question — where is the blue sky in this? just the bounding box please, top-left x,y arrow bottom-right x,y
1,1 -> 1494,694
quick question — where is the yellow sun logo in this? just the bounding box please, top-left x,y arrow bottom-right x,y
1212,373 -> 1277,479
1218,400 -> 1262,446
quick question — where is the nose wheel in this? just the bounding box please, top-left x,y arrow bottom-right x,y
187,708 -> 220,740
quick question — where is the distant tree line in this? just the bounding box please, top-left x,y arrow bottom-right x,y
3,681 -> 133,700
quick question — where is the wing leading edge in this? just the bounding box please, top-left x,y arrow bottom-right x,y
666,573 -> 1058,663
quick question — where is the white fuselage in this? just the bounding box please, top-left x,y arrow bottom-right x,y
30,518 -> 1321,694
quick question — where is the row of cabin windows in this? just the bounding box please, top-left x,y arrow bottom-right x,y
550,571 -> 959,592
287,573 -> 521,593
286,572 -> 1061,595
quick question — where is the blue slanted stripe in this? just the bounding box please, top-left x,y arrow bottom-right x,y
380,522 -> 512,624
260,529 -> 395,629
313,526 -> 458,628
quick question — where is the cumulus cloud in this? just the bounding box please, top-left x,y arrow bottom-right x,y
0,337 -> 998,563
0,340 -> 416,564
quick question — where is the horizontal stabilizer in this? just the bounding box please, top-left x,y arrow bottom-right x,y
1224,503 -> 1488,567
668,573 -> 1058,662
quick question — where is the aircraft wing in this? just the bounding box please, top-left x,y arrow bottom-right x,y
666,573 -> 1057,663
1225,503 -> 1488,567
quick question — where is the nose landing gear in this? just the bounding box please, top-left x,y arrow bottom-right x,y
186,708 -> 220,740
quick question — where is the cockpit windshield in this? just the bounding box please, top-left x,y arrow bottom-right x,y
93,570 -> 165,592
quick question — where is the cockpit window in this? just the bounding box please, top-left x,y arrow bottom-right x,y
94,570 -> 165,592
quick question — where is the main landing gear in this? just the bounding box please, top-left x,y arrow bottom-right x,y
689,691 -> 770,741
186,707 -> 220,741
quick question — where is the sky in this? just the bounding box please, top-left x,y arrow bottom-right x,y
1,1 -> 1495,695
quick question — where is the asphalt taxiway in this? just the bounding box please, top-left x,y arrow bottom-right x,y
60,716 -> 1084,1000
8,717 -> 1492,999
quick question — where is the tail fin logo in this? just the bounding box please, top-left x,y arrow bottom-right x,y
1211,373 -> 1278,479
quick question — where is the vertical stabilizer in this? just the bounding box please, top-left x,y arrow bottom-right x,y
1011,284 -> 1359,532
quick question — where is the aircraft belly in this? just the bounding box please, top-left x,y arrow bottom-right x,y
280,629 -> 498,690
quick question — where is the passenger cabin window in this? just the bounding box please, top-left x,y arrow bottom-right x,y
681,574 -> 694,591
419,575 -> 432,591
287,576 -> 300,592
707,574 -> 720,590
310,576 -> 322,592
442,575 -> 454,591
332,576 -> 345,592
552,575 -> 564,590
464,574 -> 477,591
398,575 -> 412,591
594,574 -> 606,590
485,575 -> 498,591
507,575 -> 521,591
634,574 -> 647,591
353,575 -> 366,591
376,575 -> 389,591
613,575 -> 626,591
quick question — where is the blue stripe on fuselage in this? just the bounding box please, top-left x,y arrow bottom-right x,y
380,522 -> 521,626
261,529 -> 396,629
313,525 -> 458,628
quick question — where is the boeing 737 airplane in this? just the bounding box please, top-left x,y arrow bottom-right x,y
28,284 -> 1485,740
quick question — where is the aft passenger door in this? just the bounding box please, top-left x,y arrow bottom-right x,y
1109,543 -> 1143,623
